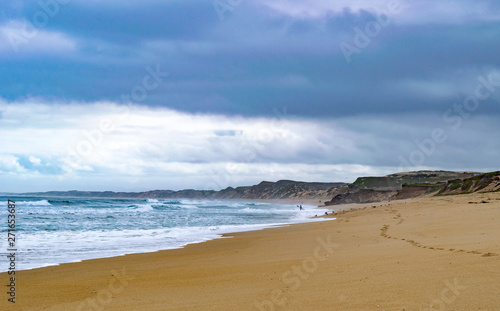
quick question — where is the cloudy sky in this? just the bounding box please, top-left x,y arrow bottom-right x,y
1,0 -> 499,192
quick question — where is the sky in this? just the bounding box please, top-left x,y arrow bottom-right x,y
0,0 -> 499,192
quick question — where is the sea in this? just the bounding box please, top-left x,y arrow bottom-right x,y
0,196 -> 328,272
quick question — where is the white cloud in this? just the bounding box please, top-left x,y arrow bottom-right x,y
392,79 -> 458,100
0,20 -> 77,54
29,156 -> 42,166
255,0 -> 380,18
0,99 -> 498,192
255,0 -> 500,24
0,155 -> 27,174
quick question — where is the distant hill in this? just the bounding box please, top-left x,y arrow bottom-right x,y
14,170 -> 500,205
216,180 -> 344,200
17,180 -> 345,201
351,170 -> 480,190
325,171 -> 499,206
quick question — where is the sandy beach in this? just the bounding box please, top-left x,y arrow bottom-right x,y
2,192 -> 499,311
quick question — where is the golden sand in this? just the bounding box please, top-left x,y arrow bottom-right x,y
1,192 -> 499,310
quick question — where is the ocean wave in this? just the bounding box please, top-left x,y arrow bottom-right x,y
164,200 -> 182,205
180,204 -> 199,209
152,204 -> 174,210
48,200 -> 72,205
240,207 -> 297,214
128,203 -> 195,212
240,207 -> 274,214
17,200 -> 52,207
131,204 -> 154,212
0,197 -> 333,272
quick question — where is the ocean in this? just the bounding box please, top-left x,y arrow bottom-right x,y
0,196 -> 328,271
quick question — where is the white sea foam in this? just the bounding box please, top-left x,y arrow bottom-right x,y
131,204 -> 155,212
180,204 -> 199,209
16,200 -> 52,206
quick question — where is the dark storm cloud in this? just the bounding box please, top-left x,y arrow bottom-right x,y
2,0 -> 216,43
1,0 -> 499,118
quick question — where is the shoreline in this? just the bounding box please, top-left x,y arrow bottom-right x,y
2,192 -> 499,310
1,199 -> 331,273
3,195 -> 330,207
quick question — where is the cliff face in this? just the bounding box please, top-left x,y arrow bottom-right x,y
214,180 -> 344,200
437,171 -> 500,196
324,184 -> 441,205
326,187 -> 397,205
352,171 -> 480,190
325,171 -> 483,206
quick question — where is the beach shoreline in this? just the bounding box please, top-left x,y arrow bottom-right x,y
0,198 -> 330,273
2,192 -> 499,310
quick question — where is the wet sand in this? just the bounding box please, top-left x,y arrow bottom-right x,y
1,192 -> 499,310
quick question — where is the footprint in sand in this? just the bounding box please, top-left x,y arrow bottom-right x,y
379,220 -> 498,257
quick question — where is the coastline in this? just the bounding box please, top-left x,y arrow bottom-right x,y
2,192 -> 499,310
1,199 -> 330,273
